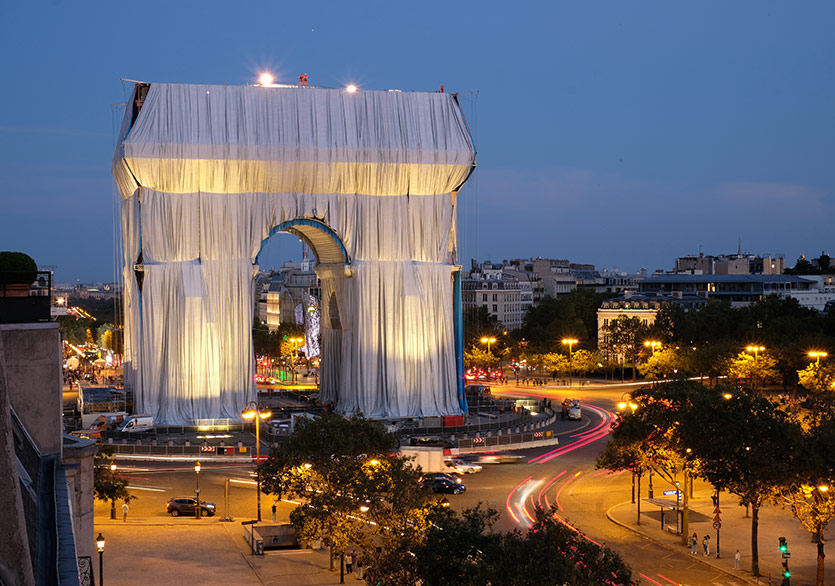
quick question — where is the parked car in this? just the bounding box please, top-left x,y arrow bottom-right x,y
422,476 -> 466,495
567,400 -> 582,421
166,497 -> 216,517
444,458 -> 483,474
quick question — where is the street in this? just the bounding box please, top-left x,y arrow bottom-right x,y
100,381 -> 827,585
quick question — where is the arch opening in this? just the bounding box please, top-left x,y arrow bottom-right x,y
255,218 -> 350,267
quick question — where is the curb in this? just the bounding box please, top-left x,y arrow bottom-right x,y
605,501 -> 761,586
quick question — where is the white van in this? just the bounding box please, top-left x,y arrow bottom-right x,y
118,414 -> 155,433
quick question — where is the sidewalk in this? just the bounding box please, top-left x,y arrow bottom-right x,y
94,517 -> 346,586
607,488 -> 831,586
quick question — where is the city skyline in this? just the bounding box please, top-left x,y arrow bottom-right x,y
3,1 -> 834,282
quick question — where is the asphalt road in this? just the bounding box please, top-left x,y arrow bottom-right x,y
108,382 -> 749,585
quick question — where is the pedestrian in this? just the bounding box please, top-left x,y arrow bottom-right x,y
690,532 -> 698,554
356,552 -> 364,579
350,548 -> 357,572
703,534 -> 710,556
271,501 -> 277,523
734,549 -> 741,569
346,549 -> 355,573
561,402 -> 568,421
122,501 -> 129,522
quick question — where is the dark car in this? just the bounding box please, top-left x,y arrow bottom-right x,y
166,497 -> 216,517
420,472 -> 461,484
422,476 -> 466,495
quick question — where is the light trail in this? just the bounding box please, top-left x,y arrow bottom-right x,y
639,574 -> 665,586
536,470 -> 566,506
505,476 -> 532,525
126,485 -> 166,492
553,471 -> 582,512
655,574 -> 681,585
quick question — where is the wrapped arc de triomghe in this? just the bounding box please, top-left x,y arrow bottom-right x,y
112,82 -> 476,424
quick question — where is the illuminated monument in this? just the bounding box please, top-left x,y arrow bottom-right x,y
113,82 -> 476,424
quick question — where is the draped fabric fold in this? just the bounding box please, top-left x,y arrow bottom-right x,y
114,83 -> 475,424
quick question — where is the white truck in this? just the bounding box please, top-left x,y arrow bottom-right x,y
118,414 -> 155,433
399,446 -> 447,473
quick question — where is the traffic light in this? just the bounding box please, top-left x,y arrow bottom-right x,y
782,559 -> 791,578
779,537 -> 788,552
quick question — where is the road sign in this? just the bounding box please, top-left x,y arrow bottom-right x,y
713,514 -> 722,522
782,552 -> 791,559
713,506 -> 721,514
663,490 -> 681,496
713,521 -> 721,530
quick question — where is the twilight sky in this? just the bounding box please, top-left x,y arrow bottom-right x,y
2,1 -> 833,283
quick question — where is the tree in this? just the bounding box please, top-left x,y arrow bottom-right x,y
518,289 -> 611,352
603,316 -> 649,381
569,348 -> 601,380
637,347 -> 687,381
674,385 -> 799,577
464,345 -> 497,371
727,351 -> 780,391
410,505 -> 635,586
259,413 -> 434,569
541,352 -> 570,379
776,414 -> 835,586
797,362 -> 835,394
463,306 -> 503,350
94,447 -> 135,519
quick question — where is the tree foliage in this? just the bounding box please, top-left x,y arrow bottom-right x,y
410,505 -> 635,586
93,447 -> 135,508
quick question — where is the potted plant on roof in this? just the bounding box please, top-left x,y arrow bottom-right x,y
0,251 -> 38,297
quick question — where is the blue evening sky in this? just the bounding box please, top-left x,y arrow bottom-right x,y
2,1 -> 833,283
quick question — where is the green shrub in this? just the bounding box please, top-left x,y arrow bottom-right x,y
0,251 -> 38,285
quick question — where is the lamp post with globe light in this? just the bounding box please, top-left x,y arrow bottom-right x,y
194,461 -> 201,519
96,533 -> 105,586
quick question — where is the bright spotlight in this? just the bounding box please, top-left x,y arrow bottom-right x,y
346,84 -> 358,93
259,73 -> 275,86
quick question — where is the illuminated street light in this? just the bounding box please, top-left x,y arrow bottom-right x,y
562,339 -> 578,386
346,84 -> 358,93
809,351 -> 828,365
644,340 -> 662,351
194,461 -> 201,519
96,533 -> 105,586
259,72 -> 274,86
480,336 -> 497,355
746,345 -> 765,362
242,402 -> 272,521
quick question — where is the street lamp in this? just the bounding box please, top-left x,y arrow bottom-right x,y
194,461 -> 201,519
562,339 -> 578,386
242,402 -> 272,521
644,340 -> 662,352
480,337 -> 497,354
109,462 -> 117,519
809,351 -> 828,365
745,345 -> 765,362
96,533 -> 105,586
